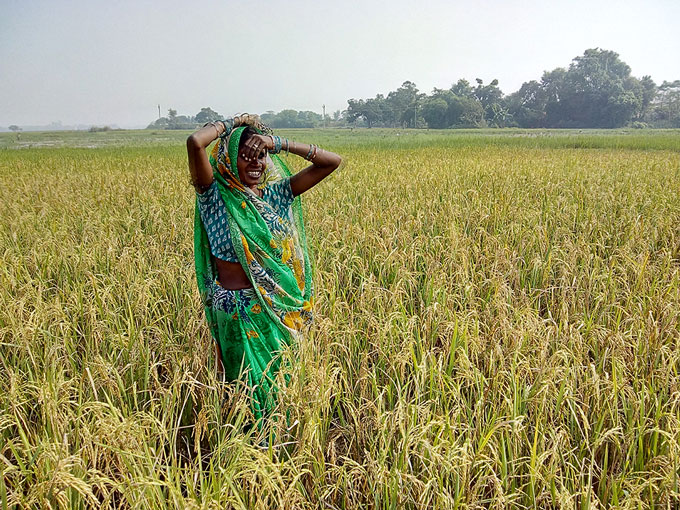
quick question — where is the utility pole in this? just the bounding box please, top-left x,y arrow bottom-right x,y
158,104 -> 161,119
322,104 -> 326,128
414,94 -> 417,128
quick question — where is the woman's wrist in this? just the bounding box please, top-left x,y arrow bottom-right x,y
202,121 -> 223,140
265,136 -> 321,162
293,142 -> 318,161
304,144 -> 320,162
269,135 -> 285,154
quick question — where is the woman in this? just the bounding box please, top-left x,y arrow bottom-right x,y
186,115 -> 341,420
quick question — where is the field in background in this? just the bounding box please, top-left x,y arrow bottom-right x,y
1,129 -> 679,508
2,127 -> 680,151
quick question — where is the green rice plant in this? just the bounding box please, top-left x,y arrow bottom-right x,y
0,130 -> 679,508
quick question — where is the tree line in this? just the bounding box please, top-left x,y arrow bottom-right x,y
147,107 -> 219,130
147,48 -> 679,131
147,107 -> 335,130
345,48 -> 679,129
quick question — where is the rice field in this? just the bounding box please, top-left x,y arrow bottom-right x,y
1,129 -> 679,509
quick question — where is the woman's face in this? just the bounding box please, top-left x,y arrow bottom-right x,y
236,136 -> 267,188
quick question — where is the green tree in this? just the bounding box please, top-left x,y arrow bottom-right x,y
260,110 -> 276,124
345,98 -> 383,128
541,68 -> 568,126
146,117 -> 169,129
557,48 -> 641,127
604,86 -> 640,127
634,75 -> 657,121
296,110 -> 322,128
649,80 -> 680,127
345,99 -> 365,126
474,78 -> 507,126
364,97 -> 386,128
421,88 -> 485,128
450,95 -> 485,127
266,109 -> 322,128
167,108 -> 178,128
421,96 -> 449,128
450,79 -> 475,98
146,108 -> 196,129
271,109 -> 299,128
507,80 -> 547,128
195,107 -> 221,124
8,125 -> 21,132
386,81 -> 419,127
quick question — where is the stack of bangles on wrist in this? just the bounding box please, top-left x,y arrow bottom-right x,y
202,119 -> 234,139
268,135 -> 292,155
267,136 -> 318,161
305,144 -> 319,161
203,120 -> 224,138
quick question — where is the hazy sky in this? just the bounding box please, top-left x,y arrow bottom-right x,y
1,0 -> 679,128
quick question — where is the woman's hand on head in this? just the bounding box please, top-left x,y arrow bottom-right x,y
241,134 -> 274,162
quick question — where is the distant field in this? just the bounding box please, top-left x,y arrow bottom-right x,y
2,127 -> 680,151
1,129 -> 679,508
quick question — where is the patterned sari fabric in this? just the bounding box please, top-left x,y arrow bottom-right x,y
194,126 -> 313,421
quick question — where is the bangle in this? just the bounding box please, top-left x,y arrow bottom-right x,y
305,144 -> 314,160
270,135 -> 283,154
285,138 -> 290,155
310,145 -> 318,161
203,121 -> 217,136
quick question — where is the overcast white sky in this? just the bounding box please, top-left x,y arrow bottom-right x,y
1,0 -> 679,128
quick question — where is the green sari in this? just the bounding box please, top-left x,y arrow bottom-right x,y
194,126 -> 313,420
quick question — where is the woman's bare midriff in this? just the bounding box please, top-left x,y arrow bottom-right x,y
215,258 -> 252,290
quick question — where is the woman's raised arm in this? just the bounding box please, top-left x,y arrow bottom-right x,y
186,121 -> 226,191
241,134 -> 342,197
287,141 -> 342,196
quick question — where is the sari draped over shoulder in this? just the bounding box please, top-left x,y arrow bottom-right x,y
193,126 -> 313,420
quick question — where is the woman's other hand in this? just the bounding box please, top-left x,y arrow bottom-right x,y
240,134 -> 274,162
